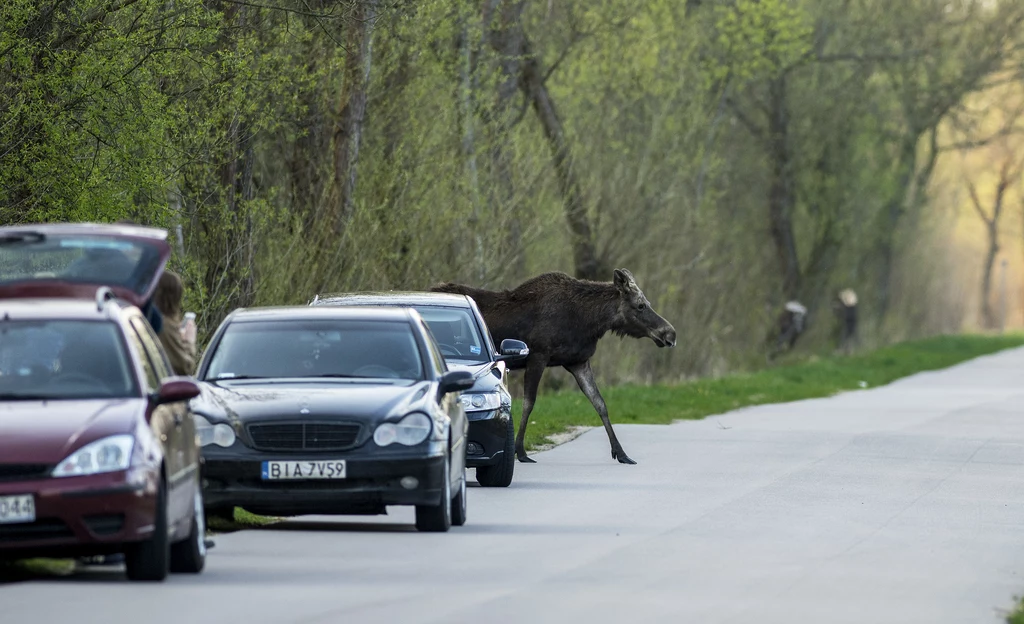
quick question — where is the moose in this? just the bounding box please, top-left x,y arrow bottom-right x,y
433,269 -> 677,465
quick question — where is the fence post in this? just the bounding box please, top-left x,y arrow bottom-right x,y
999,259 -> 1009,333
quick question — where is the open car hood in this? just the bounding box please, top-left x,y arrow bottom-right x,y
0,223 -> 171,307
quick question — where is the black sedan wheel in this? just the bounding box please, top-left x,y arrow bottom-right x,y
415,453 -> 452,532
476,417 -> 515,487
451,466 -> 467,527
125,477 -> 170,581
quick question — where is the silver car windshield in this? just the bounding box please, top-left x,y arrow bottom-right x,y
0,320 -> 138,400
205,320 -> 425,381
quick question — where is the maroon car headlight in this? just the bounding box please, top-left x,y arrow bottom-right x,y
52,434 -> 135,477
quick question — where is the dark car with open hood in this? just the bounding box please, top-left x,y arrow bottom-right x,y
191,306 -> 476,532
309,292 -> 529,487
0,223 -> 206,581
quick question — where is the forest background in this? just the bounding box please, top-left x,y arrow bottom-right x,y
3,0 -> 1024,388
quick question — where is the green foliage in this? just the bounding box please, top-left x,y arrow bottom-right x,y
2,0 -> 1022,384
0,0 -> 219,222
707,0 -> 813,82
1008,596 -> 1024,624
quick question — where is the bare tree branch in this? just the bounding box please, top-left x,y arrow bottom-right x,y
965,178 -> 990,224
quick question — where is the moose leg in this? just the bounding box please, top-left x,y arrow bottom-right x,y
515,356 -> 548,463
565,361 -> 636,465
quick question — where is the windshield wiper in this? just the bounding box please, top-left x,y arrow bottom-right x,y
0,393 -> 52,401
305,373 -> 375,379
211,375 -> 268,381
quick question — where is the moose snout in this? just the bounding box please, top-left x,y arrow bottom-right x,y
652,326 -> 677,348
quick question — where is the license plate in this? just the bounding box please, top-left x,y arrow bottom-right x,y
0,494 -> 35,525
261,460 -> 347,480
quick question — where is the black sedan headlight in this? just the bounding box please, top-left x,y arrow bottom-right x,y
195,414 -> 237,448
373,412 -> 433,447
459,392 -> 501,412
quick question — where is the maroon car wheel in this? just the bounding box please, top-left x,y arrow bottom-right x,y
170,483 -> 207,574
124,478 -> 170,581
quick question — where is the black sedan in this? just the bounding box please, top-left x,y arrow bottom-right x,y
191,306 -> 475,532
309,292 -> 529,487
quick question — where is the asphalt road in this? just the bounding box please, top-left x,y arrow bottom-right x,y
3,347 -> 1024,624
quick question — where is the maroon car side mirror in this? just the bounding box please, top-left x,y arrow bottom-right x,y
154,377 -> 202,405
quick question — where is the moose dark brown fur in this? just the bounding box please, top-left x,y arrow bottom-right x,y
432,269 -> 677,464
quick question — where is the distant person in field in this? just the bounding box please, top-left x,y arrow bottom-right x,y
833,288 -> 858,354
768,300 -> 807,360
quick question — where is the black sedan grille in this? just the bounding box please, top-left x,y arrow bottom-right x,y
0,464 -> 51,482
247,422 -> 362,452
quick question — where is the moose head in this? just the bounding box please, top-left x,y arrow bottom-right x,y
611,268 -> 677,348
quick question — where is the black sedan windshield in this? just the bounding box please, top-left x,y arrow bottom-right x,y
204,320 -> 425,381
0,320 -> 138,400
413,307 -> 488,364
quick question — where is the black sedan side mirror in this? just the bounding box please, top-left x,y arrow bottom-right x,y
496,339 -> 529,362
439,369 -> 475,395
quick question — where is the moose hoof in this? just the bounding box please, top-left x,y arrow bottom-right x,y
517,454 -> 537,464
612,451 -> 637,465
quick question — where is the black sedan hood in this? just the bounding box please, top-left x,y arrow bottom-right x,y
447,362 -> 503,394
192,379 -> 436,426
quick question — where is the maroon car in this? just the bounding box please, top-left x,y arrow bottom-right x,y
0,224 -> 206,581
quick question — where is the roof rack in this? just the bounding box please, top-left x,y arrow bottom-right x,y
95,287 -> 117,312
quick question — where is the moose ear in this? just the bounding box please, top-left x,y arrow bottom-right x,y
613,269 -> 636,293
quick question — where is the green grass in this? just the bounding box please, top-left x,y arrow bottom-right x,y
1009,597 -> 1024,624
516,333 -> 1024,451
206,507 -> 281,533
0,558 -> 76,581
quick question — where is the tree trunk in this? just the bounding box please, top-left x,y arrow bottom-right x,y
980,220 -> 999,328
967,160 -> 1017,329
517,36 -> 603,281
484,0 -> 526,277
458,6 -> 485,280
766,75 -> 801,300
874,132 -> 920,320
332,0 -> 379,237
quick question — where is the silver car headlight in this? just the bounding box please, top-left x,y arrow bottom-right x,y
459,392 -> 501,412
374,412 -> 433,447
195,414 -> 236,448
52,435 -> 134,477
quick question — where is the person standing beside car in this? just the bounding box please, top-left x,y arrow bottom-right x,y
153,269 -> 197,375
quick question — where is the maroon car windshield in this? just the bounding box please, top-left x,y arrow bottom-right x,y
0,231 -> 166,304
0,320 -> 138,400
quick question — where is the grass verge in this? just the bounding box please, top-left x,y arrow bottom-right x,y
0,558 -> 75,582
1008,597 -> 1024,624
516,333 -> 1024,451
206,507 -> 281,533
